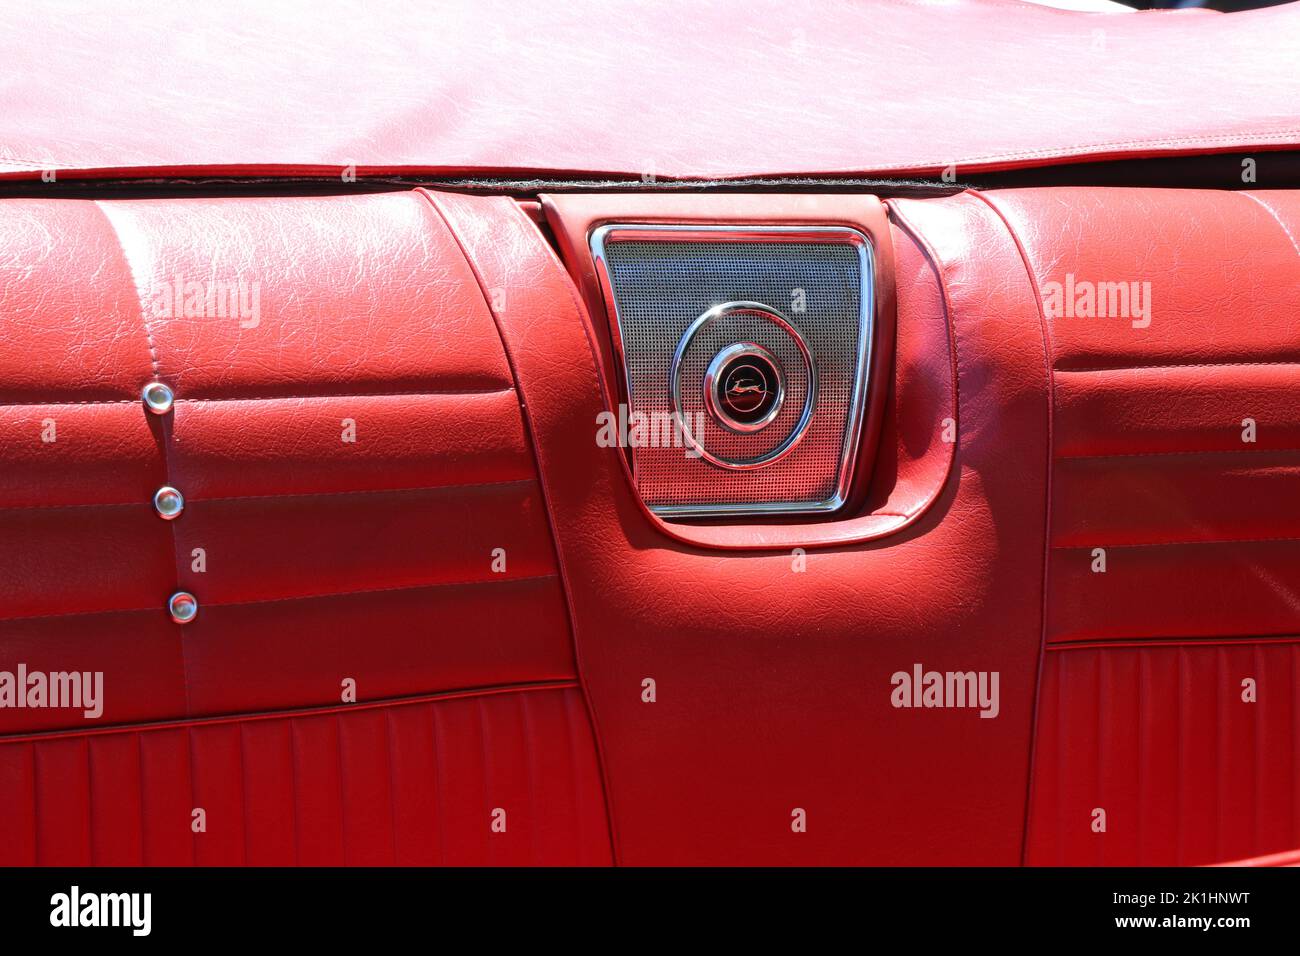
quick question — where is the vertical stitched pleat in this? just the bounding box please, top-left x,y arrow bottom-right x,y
1029,642 -> 1300,865
289,717 -> 299,864
33,737 -> 91,864
238,721 -> 249,865
476,697 -> 494,866
84,736 -> 94,865
335,714 -> 347,865
338,709 -> 394,866
1136,649 -> 1147,863
288,716 -> 344,865
1284,642 -> 1295,850
136,733 -> 146,864
186,726 -> 197,866
89,732 -> 143,864
1095,650 -> 1106,866
384,708 -> 399,865
387,701 -> 438,865
190,723 -> 245,865
139,729 -> 192,865
1047,648 -> 1063,865
1252,644 -> 1262,853
1,685 -> 611,867
1175,646 -> 1185,864
559,687 -> 585,865
0,742 -> 37,864
519,692 -> 540,865
1215,645 -> 1225,863
431,701 -> 448,866
240,718 -> 294,865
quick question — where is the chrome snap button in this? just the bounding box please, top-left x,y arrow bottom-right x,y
153,486 -> 184,520
142,381 -> 175,415
168,591 -> 198,624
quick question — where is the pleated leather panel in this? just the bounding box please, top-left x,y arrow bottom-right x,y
1027,641 -> 1300,866
0,684 -> 612,866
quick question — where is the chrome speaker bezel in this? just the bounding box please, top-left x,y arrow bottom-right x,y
590,223 -> 875,518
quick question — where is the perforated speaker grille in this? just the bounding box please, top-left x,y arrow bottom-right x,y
593,225 -> 873,517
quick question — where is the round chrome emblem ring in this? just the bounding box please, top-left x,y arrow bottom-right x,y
704,343 -> 785,433
669,301 -> 816,470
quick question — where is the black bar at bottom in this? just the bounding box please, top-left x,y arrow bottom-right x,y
0,866 -> 1287,941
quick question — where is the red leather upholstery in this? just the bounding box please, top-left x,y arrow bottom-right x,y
0,191 -> 612,864
436,188 -> 1050,864
1028,641 -> 1300,867
2,1 -> 1299,182
981,187 -> 1300,865
4,181 -> 1297,867
0,684 -> 610,866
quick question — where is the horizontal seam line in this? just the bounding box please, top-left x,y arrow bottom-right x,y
198,476 -> 534,503
206,572 -> 559,611
1057,447 -> 1300,461
0,605 -> 158,624
1048,635 -> 1300,652
1057,361 -> 1300,373
0,386 -> 516,407
0,477 -> 536,512
174,388 -> 516,401
0,573 -> 557,625
0,680 -> 580,745
1053,535 -> 1300,550
0,501 -> 145,513
0,399 -> 136,406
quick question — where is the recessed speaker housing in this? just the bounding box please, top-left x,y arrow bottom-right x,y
591,224 -> 875,518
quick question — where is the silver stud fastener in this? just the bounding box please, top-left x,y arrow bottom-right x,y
142,381 -> 174,415
153,486 -> 185,520
168,591 -> 198,624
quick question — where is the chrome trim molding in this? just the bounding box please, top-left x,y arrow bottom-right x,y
590,223 -> 876,519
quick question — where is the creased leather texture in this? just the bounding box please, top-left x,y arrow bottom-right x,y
0,684 -> 612,866
1,1 -> 1299,182
434,188 -> 1050,864
985,188 -> 1300,645
981,187 -> 1300,865
1027,642 -> 1300,867
0,191 -> 612,865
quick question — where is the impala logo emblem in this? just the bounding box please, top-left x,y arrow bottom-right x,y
706,344 -> 784,432
723,365 -> 769,412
